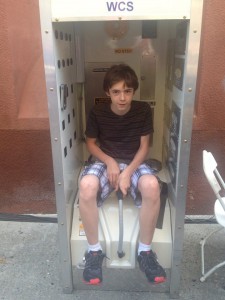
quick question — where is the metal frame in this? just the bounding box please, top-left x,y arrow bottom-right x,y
200,226 -> 225,282
39,0 -> 204,297
39,0 -> 77,293
169,1 -> 203,297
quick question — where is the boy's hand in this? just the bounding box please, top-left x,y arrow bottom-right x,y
118,170 -> 131,196
106,158 -> 120,189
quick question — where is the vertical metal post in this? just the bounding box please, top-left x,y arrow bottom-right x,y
169,0 -> 204,297
39,0 -> 75,293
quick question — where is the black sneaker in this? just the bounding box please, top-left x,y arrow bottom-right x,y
138,250 -> 166,283
83,250 -> 106,285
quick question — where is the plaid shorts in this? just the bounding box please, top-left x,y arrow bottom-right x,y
81,161 -> 156,207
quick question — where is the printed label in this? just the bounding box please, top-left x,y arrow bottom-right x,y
79,223 -> 86,236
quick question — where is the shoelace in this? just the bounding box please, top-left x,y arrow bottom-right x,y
141,252 -> 159,271
85,252 -> 108,269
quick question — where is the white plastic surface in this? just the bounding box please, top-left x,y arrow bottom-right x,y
215,197 -> 225,227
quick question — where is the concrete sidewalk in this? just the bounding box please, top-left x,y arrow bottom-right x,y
0,220 -> 225,300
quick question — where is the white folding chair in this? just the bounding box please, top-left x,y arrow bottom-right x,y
200,150 -> 225,282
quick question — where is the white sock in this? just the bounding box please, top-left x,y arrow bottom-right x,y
88,242 -> 102,253
138,242 -> 151,255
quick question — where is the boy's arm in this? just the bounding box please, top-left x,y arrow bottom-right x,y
126,134 -> 150,174
119,134 -> 150,195
86,137 -> 120,188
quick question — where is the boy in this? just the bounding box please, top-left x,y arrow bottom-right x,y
79,64 -> 166,285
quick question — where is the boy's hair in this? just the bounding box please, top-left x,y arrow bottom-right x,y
103,64 -> 139,92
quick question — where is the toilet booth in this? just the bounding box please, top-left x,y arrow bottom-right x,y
39,0 -> 203,297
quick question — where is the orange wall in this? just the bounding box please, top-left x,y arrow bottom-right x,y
187,0 -> 225,214
0,0 -> 49,130
194,0 -> 225,131
0,0 -> 55,213
0,0 -> 225,214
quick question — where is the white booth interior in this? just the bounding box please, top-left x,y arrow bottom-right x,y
52,17 -> 185,286
66,19 -> 180,270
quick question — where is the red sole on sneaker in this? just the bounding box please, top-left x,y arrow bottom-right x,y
139,268 -> 166,284
83,278 -> 101,285
153,277 -> 166,284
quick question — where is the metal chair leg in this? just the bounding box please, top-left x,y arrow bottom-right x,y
200,261 -> 225,282
200,226 -> 224,281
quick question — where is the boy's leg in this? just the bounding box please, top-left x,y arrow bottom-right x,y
137,174 -> 166,283
79,175 -> 99,245
138,174 -> 160,245
79,175 -> 105,284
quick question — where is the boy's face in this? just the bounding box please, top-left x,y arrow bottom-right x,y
106,80 -> 134,115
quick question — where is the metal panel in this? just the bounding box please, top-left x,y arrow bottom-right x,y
169,0 -> 204,297
53,21 -> 83,194
39,0 -> 83,293
140,54 -> 156,100
51,0 -> 191,21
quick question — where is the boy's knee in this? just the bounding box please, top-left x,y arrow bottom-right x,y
79,175 -> 99,199
139,175 -> 159,191
139,175 -> 160,200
